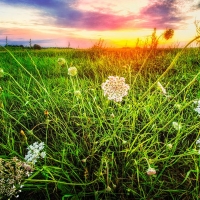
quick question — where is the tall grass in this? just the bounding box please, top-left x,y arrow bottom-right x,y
0,37 -> 200,199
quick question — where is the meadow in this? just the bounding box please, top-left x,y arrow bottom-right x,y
0,39 -> 200,200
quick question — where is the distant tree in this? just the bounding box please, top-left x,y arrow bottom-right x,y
33,44 -> 41,50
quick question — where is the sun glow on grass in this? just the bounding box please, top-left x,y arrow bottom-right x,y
0,35 -> 200,199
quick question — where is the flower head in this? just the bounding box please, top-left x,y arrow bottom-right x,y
0,68 -> 4,78
146,167 -> 156,176
110,113 -> 115,118
194,107 -> 200,115
74,90 -> 81,97
25,142 -> 46,164
172,121 -> 182,131
163,29 -> 174,40
166,143 -> 173,149
57,58 -> 66,67
40,151 -> 46,158
68,67 -> 77,76
101,76 -> 130,102
196,138 -> 200,147
193,100 -> 200,104
0,157 -> 34,199
194,100 -> 200,115
105,186 -> 112,192
174,103 -> 182,110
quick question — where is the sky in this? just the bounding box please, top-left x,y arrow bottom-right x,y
0,0 -> 200,48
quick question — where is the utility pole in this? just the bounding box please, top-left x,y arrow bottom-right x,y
68,42 -> 70,48
29,39 -> 32,48
5,36 -> 8,46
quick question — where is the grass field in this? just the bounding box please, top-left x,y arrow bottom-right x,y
0,40 -> 200,200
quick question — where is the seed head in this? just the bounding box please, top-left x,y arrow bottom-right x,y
163,29 -> 174,40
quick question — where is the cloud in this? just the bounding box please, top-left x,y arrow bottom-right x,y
55,11 -> 136,30
0,28 -> 18,36
0,0 -> 198,31
0,0 -> 135,30
139,0 -> 190,29
0,0 -> 64,8
195,2 -> 200,9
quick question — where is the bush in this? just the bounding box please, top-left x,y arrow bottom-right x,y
33,44 -> 41,50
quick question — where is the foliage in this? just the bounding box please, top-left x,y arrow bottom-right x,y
33,44 -> 42,50
0,37 -> 200,199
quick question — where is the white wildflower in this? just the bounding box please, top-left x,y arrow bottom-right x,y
101,76 -> 130,102
40,152 -> 46,158
68,67 -> 77,76
196,138 -> 200,147
174,103 -> 182,110
172,121 -> 182,131
25,142 -> 46,164
57,58 -> 66,66
194,100 -> 200,115
193,100 -> 200,104
194,107 -> 200,115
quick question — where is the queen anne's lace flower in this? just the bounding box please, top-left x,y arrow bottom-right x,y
101,76 -> 130,102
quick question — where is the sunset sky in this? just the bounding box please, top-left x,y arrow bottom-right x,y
0,0 -> 200,48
